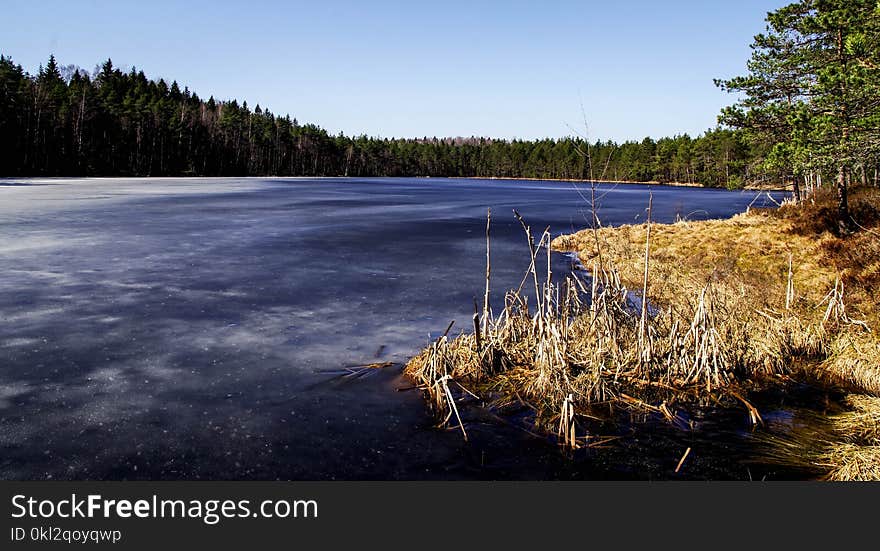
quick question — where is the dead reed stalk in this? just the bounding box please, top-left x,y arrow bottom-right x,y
558,393 -> 578,450
406,206 -> 782,447
638,193 -> 653,370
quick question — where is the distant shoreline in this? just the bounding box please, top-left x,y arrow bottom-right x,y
461,175 -> 790,192
0,174 -> 791,192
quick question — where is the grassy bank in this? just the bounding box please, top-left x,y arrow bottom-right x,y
404,187 -> 880,480
553,187 -> 880,395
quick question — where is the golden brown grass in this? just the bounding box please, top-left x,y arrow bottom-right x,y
404,186 -> 880,479
552,187 -> 880,397
552,211 -> 832,307
551,186 -> 880,479
834,394 -> 880,446
754,393 -> 880,480
822,444 -> 880,481
406,215 -> 793,453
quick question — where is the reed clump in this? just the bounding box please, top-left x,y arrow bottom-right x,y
405,188 -> 880,478
551,187 -> 880,479
406,208 -> 787,451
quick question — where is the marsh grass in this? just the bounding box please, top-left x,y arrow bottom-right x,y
554,187 -> 880,479
835,394 -> 880,446
405,187 -> 880,478
407,211 -> 795,453
755,394 -> 880,481
822,444 -> 880,481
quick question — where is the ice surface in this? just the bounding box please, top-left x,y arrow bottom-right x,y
0,177 -> 783,479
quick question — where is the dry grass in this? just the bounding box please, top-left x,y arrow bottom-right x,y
822,444 -> 880,481
835,394 -> 880,446
552,186 -> 880,479
405,186 -> 880,478
754,393 -> 880,480
552,187 -> 880,398
406,214 -> 781,453
552,210 -> 833,311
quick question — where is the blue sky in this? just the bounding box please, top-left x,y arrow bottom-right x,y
2,0 -> 789,141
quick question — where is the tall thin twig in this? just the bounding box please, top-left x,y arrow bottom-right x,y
638,193 -> 653,368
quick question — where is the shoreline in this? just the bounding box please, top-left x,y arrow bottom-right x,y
461,175 -> 790,192
2,174 -> 791,192
551,204 -> 879,398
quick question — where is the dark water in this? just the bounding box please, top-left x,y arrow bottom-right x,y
0,177 -> 827,480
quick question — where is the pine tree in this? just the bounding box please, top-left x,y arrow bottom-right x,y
718,0 -> 880,230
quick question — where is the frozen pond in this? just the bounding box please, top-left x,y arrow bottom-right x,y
0,177 -> 789,479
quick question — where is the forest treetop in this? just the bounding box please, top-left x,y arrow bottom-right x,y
0,53 -> 760,188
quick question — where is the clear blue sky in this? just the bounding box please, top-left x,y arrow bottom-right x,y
2,0 -> 788,142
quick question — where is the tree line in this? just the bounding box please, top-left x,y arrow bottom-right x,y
1,53 -> 760,187
5,0 -> 878,211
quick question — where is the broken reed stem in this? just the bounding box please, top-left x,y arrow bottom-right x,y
638,193 -> 652,368
440,375 -> 468,441
558,393 -> 578,450
674,447 -> 692,473
473,299 -> 482,353
821,278 -> 871,331
513,209 -> 542,315
546,227 -> 552,314
442,320 -> 455,337
483,207 -> 491,335
729,389 -> 764,426
590,181 -> 606,273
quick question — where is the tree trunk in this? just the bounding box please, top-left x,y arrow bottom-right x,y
837,164 -> 850,234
